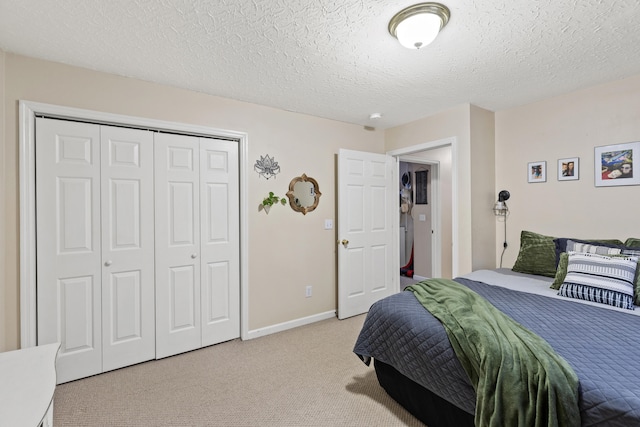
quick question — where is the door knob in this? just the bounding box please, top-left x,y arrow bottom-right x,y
191,253 -> 198,259
338,239 -> 349,246
104,260 -> 112,267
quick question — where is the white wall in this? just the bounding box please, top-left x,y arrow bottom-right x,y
495,74 -> 640,267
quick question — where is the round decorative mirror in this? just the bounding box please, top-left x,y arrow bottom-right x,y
286,174 -> 321,215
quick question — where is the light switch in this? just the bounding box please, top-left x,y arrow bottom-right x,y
324,219 -> 333,230
419,214 -> 426,222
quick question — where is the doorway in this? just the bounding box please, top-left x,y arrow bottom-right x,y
336,138 -> 455,319
389,137 -> 456,280
399,161 -> 435,287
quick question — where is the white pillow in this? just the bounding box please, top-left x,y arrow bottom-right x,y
566,240 -> 623,256
558,251 -> 638,310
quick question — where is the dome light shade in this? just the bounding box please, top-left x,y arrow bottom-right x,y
388,3 -> 450,50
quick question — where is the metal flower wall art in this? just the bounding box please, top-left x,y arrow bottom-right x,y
254,154 -> 281,179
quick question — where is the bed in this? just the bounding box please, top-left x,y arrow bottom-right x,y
354,232 -> 640,427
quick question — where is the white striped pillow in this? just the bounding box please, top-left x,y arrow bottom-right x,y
623,248 -> 640,257
558,251 -> 638,310
566,239 -> 623,256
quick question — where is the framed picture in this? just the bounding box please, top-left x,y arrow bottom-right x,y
415,170 -> 428,204
527,161 -> 546,183
595,141 -> 640,187
558,157 -> 579,181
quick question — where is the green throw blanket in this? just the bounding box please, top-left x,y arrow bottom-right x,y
405,279 -> 580,427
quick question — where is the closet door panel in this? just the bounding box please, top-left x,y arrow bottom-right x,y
200,139 -> 240,346
205,261 -> 230,320
100,126 -> 155,372
155,133 -> 201,358
169,265 -> 197,329
36,118 -> 102,383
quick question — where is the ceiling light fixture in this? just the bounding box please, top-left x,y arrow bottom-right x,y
388,3 -> 450,49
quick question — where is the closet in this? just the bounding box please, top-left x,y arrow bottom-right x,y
35,117 -> 239,383
154,133 -> 240,359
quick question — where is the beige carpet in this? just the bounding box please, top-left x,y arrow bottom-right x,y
53,314 -> 426,426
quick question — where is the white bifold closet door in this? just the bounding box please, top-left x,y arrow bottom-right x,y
36,118 -> 155,383
154,133 -> 239,359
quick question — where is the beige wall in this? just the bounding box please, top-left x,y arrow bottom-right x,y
6,51 -> 637,352
469,105 -> 496,271
495,74 -> 640,267
0,53 -> 385,351
0,50 -> 5,350
385,104 -> 497,277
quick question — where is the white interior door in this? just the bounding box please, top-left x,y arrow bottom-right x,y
337,149 -> 397,319
199,138 -> 240,346
36,118 -> 103,383
100,126 -> 155,372
155,133 -> 202,358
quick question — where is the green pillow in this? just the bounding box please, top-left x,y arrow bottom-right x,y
512,230 -> 557,277
625,238 -> 640,248
550,252 -> 569,290
553,251 -> 640,305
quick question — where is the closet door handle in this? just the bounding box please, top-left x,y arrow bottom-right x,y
191,253 -> 198,259
104,260 -> 113,267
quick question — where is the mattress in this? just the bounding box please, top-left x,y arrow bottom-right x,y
353,269 -> 640,426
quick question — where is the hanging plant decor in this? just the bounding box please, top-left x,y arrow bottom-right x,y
254,154 -> 281,179
259,192 -> 286,214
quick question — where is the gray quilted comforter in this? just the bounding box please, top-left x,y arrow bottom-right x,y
353,272 -> 640,426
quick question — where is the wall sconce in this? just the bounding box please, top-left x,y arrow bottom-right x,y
493,190 -> 510,268
388,3 -> 450,49
493,190 -> 510,217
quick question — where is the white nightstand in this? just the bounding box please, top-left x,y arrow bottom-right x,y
0,342 -> 60,426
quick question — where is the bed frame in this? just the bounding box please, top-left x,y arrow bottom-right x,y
374,359 -> 474,427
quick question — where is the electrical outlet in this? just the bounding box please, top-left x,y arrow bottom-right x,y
305,285 -> 312,298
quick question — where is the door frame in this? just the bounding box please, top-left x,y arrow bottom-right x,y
18,100 -> 249,347
387,136 -> 458,278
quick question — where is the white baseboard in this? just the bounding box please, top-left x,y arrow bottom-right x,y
412,274 -> 428,282
245,310 -> 336,340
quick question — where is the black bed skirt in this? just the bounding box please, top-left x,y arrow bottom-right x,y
374,359 -> 475,427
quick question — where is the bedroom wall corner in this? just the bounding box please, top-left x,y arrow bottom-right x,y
495,73 -> 640,268
469,105 -> 496,271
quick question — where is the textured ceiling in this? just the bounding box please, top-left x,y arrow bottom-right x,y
1,0 -> 640,129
